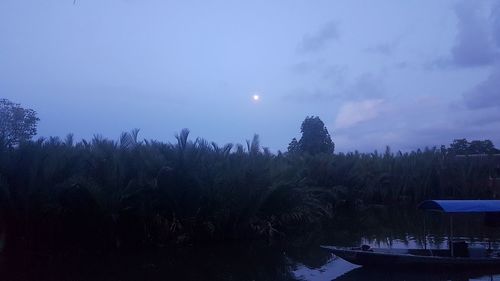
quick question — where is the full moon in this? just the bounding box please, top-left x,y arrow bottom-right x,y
252,94 -> 260,101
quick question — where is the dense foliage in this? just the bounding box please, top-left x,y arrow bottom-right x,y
0,126 -> 499,255
0,99 -> 39,147
448,138 -> 498,155
0,102 -> 498,255
288,116 -> 334,155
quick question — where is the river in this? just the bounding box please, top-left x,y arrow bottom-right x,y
2,208 -> 500,280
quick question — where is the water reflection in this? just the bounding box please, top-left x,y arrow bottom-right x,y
293,257 -> 359,281
289,208 -> 500,281
3,208 -> 500,280
1,244 -> 296,281
293,256 -> 500,281
334,267 -> 500,281
291,238 -> 500,281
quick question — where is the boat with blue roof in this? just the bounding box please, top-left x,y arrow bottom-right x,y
321,200 -> 500,269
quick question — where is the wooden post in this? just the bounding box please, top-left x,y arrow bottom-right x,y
450,215 -> 454,257
423,213 -> 427,250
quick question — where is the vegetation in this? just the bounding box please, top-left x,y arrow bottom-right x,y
0,102 -> 498,256
0,99 -> 39,147
288,116 -> 334,155
448,138 -> 499,155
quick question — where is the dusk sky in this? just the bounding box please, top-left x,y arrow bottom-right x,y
1,0 -> 500,152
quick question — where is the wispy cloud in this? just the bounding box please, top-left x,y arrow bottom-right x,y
284,71 -> 382,103
463,66 -> 500,109
334,99 -> 385,129
364,43 -> 394,56
343,72 -> 385,100
290,60 -> 347,82
289,59 -> 326,75
297,21 -> 339,54
283,88 -> 338,103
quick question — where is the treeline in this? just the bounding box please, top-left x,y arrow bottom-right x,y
0,130 -> 335,255
448,138 -> 499,155
0,125 -> 499,255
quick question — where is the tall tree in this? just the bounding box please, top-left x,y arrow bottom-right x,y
449,139 -> 469,154
0,99 -> 39,147
469,140 -> 497,154
287,138 -> 299,154
449,139 -> 499,155
297,116 -> 334,155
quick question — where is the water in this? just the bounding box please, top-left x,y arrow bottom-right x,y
289,209 -> 500,281
292,238 -> 500,281
2,209 -> 500,280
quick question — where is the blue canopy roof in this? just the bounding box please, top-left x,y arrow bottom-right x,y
418,200 -> 500,213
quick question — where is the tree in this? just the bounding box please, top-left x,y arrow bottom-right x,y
449,139 -> 469,154
287,138 -> 299,154
0,99 -> 39,147
469,140 -> 497,154
448,138 -> 499,155
297,116 -> 334,155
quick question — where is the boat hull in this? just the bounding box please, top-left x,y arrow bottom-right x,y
321,246 -> 500,269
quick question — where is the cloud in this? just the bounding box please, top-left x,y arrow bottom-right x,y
297,21 -> 339,53
451,1 -> 498,67
364,43 -> 394,56
364,32 -> 406,57
290,60 -> 347,82
321,65 -> 347,82
333,96 -> 500,152
334,99 -> 385,129
394,62 -> 409,69
463,66 -> 500,109
459,107 -> 500,126
459,2 -> 500,112
283,88 -> 338,103
344,73 -> 384,100
290,59 -> 326,74
432,1 -> 499,68
493,2 -> 500,47
284,71 -> 382,104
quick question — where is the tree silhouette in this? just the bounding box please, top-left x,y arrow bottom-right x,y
297,116 -> 334,155
0,99 -> 39,147
287,138 -> 299,154
449,139 -> 470,154
469,140 -> 497,154
0,125 -> 498,255
448,138 -> 499,155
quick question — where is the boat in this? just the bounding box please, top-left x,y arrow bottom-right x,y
321,200 -> 500,269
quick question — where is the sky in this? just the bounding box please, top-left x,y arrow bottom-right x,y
1,0 -> 500,152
